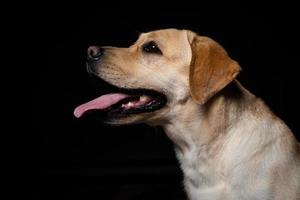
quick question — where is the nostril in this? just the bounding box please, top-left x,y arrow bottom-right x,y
87,46 -> 104,61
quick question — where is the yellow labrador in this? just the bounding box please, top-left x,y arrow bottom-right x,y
74,29 -> 300,200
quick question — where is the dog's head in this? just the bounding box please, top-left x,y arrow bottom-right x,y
74,29 -> 240,125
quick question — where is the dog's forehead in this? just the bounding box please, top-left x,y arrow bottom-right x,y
138,29 -> 186,43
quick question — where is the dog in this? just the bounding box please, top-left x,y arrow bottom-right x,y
74,29 -> 300,200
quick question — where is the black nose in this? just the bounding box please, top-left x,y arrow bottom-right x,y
87,46 -> 104,62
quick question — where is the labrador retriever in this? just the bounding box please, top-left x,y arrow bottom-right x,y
74,29 -> 300,200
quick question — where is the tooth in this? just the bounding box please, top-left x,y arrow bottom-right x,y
140,95 -> 149,102
127,102 -> 134,107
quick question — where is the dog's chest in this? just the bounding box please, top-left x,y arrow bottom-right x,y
176,146 -> 227,200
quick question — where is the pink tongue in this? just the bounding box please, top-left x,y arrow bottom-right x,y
74,93 -> 129,118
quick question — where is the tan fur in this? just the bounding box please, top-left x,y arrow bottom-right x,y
188,33 -> 241,104
91,29 -> 300,199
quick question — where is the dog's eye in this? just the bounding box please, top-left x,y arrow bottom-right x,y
142,41 -> 162,54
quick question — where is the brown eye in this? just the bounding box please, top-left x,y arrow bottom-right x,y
142,41 -> 162,54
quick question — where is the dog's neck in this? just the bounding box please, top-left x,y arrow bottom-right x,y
162,81 -> 256,194
163,80 -> 254,152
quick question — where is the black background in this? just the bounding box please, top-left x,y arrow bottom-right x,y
17,7 -> 299,200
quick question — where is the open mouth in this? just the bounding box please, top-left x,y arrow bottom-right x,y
74,85 -> 167,119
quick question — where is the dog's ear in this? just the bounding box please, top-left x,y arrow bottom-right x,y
187,32 -> 241,104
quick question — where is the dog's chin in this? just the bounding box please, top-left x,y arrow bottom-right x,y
102,113 -> 150,125
100,106 -> 169,126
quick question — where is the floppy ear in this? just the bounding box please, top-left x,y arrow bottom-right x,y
189,34 -> 241,104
